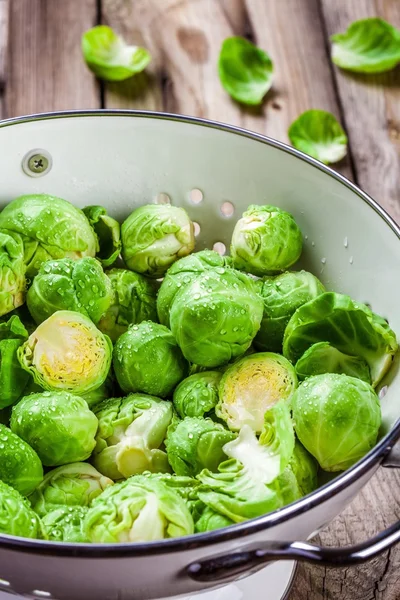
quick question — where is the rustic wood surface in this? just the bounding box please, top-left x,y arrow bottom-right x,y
0,1 -> 399,599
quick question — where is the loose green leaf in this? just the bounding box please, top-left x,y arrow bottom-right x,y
331,18 -> 400,73
82,25 -> 151,82
83,206 -> 122,267
283,292 -> 398,388
218,37 -> 274,105
288,110 -> 347,165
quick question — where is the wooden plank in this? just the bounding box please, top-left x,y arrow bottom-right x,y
0,0 -> 9,90
321,0 -> 400,221
0,0 -> 9,120
241,0 -> 353,179
290,467 -> 400,600
5,0 -> 100,117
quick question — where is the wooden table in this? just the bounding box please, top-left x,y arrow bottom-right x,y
0,0 -> 399,598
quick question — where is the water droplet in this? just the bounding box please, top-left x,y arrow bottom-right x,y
349,256 -> 353,264
311,241 -> 315,247
321,258 -> 326,264
343,237 -> 348,248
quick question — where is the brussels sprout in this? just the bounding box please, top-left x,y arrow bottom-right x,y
11,391 -> 98,466
0,480 -> 44,539
195,506 -> 234,533
292,374 -> 381,471
0,194 -> 97,277
231,205 -> 303,276
287,440 -> 318,497
84,475 -> 194,543
197,401 -> 297,523
139,471 -> 202,520
0,230 -> 26,317
283,292 -> 398,387
82,25 -> 151,82
121,204 -> 195,278
42,506 -> 89,543
18,311 -> 112,394
165,417 -> 236,477
197,436 -> 284,522
113,321 -> 188,397
0,315 -> 32,408
30,462 -> 113,516
254,271 -> 325,352
26,258 -> 113,325
173,371 -> 222,419
98,268 -> 157,342
0,424 -> 43,495
83,205 -> 121,267
170,268 -> 263,368
157,250 -> 232,327
92,394 -> 173,480
216,353 -> 297,432
295,341 -> 371,383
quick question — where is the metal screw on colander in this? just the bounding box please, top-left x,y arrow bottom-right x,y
22,149 -> 52,177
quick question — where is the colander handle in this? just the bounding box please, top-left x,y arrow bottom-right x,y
186,519 -> 400,583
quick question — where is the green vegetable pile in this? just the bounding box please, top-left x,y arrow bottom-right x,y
0,192 -> 397,545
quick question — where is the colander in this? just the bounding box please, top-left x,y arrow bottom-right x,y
0,110 -> 399,600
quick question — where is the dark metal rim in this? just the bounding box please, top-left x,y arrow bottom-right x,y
0,109 -> 399,558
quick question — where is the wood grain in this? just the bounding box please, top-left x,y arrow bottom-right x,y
5,0 -> 100,117
102,0 -> 353,179
241,0 -> 353,179
289,467 -> 400,600
0,0 -> 9,90
321,0 -> 400,221
0,0 -> 9,119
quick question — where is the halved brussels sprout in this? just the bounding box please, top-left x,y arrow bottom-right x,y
11,391 -> 98,466
170,268 -> 263,368
165,417 -> 236,477
83,205 -> 121,267
0,315 -> 32,408
113,321 -> 188,397
173,371 -> 222,418
0,230 -> 26,317
30,462 -> 113,517
0,424 -> 43,495
84,475 -> 194,543
197,426 -> 289,523
92,394 -> 173,480
98,268 -> 157,342
121,204 -> 195,278
292,374 -> 381,471
231,205 -> 303,276
26,257 -> 113,325
0,194 -> 98,277
295,341 -> 371,383
0,479 -> 44,539
254,270 -> 325,352
42,506 -> 89,543
216,353 -> 297,432
18,311 -> 112,394
283,292 -> 398,387
157,250 -> 232,327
